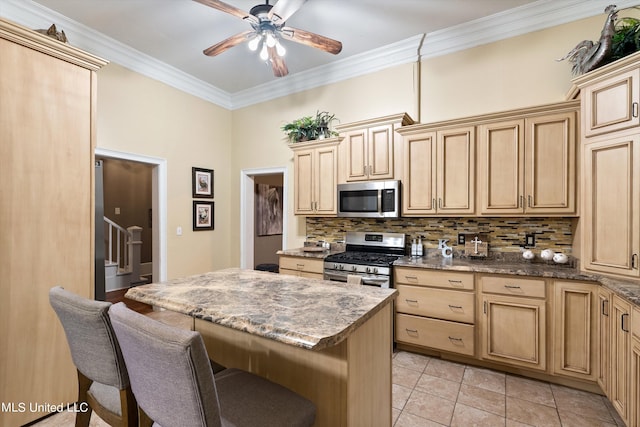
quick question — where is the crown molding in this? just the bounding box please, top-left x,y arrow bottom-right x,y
3,0 -> 634,110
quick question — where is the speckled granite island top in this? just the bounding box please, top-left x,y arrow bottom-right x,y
125,268 -> 397,350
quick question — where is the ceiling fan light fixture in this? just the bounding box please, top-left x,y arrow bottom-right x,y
248,34 -> 262,51
259,42 -> 269,61
275,40 -> 286,57
265,32 -> 277,48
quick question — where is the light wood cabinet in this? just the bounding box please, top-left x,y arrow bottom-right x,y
552,281 -> 597,381
0,18 -> 107,427
395,268 -> 475,356
279,255 -> 324,279
631,306 -> 640,427
582,134 -> 640,278
597,287 -> 612,396
478,275 -> 547,371
291,139 -> 339,216
401,126 -> 475,216
581,65 -> 640,138
336,113 -> 413,183
477,111 -> 576,215
611,294 -> 632,425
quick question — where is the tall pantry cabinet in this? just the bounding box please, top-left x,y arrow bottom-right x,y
0,19 -> 107,427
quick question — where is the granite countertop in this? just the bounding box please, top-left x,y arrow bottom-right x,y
395,256 -> 640,306
277,246 -> 344,259
125,268 -> 397,351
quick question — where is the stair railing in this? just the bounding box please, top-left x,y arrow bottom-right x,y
104,217 -> 132,273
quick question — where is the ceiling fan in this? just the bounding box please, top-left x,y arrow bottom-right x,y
194,0 -> 342,77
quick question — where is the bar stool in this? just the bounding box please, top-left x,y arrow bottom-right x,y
49,286 -> 137,427
108,302 -> 316,427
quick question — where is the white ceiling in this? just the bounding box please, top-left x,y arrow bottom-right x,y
2,0 -> 632,108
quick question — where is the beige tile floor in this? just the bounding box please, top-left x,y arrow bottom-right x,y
392,350 -> 626,427
31,350 -> 627,427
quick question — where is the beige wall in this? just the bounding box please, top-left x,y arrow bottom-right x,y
94,12 -> 620,275
96,63 -> 233,279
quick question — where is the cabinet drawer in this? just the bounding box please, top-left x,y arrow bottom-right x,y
279,256 -> 324,274
395,268 -> 474,290
396,285 -> 474,323
480,275 -> 546,298
279,268 -> 324,280
396,314 -> 475,356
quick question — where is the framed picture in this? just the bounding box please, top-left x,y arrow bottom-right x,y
256,184 -> 283,236
192,167 -> 213,198
193,201 -> 214,231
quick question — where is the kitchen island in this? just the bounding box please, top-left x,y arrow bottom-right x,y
125,268 -> 397,427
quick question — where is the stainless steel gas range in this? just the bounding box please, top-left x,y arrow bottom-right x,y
323,231 -> 406,288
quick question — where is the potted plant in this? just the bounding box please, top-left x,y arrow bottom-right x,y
282,111 -> 339,143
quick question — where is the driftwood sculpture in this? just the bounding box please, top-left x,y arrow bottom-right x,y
558,5 -> 618,75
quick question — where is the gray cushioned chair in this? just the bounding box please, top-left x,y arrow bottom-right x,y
49,286 -> 137,427
108,302 -> 316,427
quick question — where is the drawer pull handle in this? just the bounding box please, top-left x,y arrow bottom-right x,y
448,280 -> 464,287
448,304 -> 463,310
405,275 -> 418,281
405,328 -> 418,334
405,299 -> 419,304
504,284 -> 521,289
296,264 -> 305,269
448,336 -> 463,342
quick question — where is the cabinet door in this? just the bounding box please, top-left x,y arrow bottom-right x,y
368,124 -> 394,180
597,288 -> 612,396
611,295 -> 631,424
344,129 -> 368,181
293,148 -> 315,215
631,338 -> 640,427
480,294 -> 546,371
402,131 -> 436,215
524,112 -> 576,214
437,126 -> 475,214
478,120 -> 525,214
314,145 -> 338,215
583,68 -> 640,137
582,135 -> 640,278
552,281 -> 596,380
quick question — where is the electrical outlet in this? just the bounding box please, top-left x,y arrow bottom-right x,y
458,234 -> 465,245
525,233 -> 535,247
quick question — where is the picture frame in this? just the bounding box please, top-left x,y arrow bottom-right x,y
192,167 -> 214,198
193,201 -> 214,231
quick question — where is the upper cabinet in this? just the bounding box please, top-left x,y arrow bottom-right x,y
398,101 -> 579,217
573,51 -> 640,279
400,126 -> 475,216
477,110 -> 577,216
581,67 -> 640,138
291,138 -> 340,216
337,113 -> 414,183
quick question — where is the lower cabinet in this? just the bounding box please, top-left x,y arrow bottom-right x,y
478,275 -> 547,371
278,256 -> 324,279
552,281 -> 597,381
394,268 -> 475,357
611,294 -> 632,425
631,306 -> 640,427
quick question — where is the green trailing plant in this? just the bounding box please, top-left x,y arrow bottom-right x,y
281,111 -> 339,143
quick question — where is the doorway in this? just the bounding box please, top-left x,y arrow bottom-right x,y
95,148 -> 167,290
240,167 -> 287,269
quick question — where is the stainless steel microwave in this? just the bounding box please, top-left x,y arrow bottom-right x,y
337,180 -> 401,218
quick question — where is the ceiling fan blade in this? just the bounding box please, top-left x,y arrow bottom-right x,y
268,0 -> 308,23
193,0 -> 258,25
203,30 -> 254,56
281,27 -> 342,54
268,46 -> 289,77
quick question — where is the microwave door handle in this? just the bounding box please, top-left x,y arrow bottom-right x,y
378,190 -> 383,216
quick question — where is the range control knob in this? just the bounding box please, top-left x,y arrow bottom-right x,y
351,265 -> 357,271
365,267 -> 371,273
372,267 -> 378,274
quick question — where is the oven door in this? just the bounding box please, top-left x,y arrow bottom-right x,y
324,270 -> 390,288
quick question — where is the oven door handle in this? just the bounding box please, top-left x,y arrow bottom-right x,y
361,277 -> 389,288
324,271 -> 348,282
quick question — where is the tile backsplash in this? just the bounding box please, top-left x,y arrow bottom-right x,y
305,217 -> 576,255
